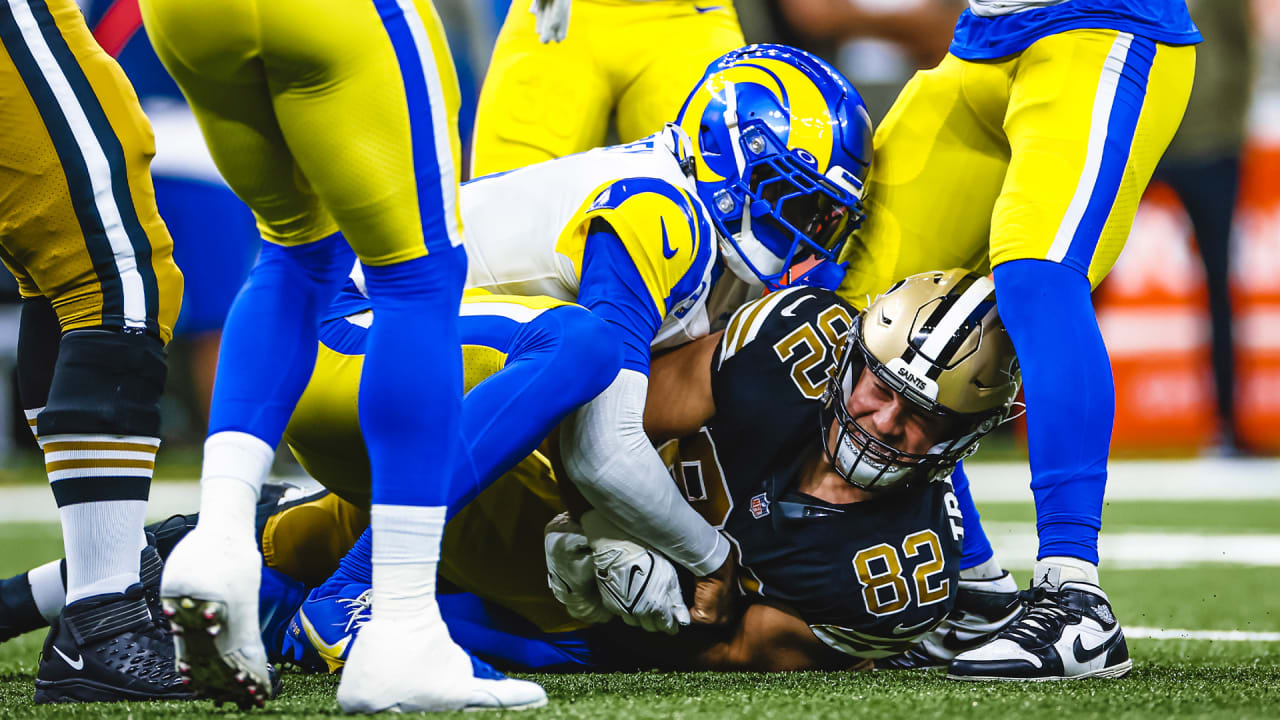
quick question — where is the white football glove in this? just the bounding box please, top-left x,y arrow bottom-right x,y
544,513 -> 612,624
529,0 -> 571,43
581,510 -> 691,635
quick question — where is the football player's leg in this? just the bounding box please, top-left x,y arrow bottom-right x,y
614,2 -> 744,144
251,1 -> 544,710
469,0 -> 610,176
448,301 -> 622,512
950,462 -> 995,575
1,3 -> 189,699
953,31 -> 1194,682
990,32 -> 1194,570
141,1 -> 355,705
438,592 -> 599,672
835,54 -> 1010,305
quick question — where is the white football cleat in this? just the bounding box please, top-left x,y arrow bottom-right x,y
337,617 -> 547,713
948,574 -> 1131,682
161,529 -> 274,709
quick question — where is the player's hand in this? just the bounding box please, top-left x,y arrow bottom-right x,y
581,511 -> 691,635
531,0 -> 571,43
690,553 -> 738,626
544,513 -> 613,624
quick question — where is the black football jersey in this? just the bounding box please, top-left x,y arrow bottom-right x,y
659,287 -> 966,659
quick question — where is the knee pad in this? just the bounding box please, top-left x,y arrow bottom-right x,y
38,330 -> 168,438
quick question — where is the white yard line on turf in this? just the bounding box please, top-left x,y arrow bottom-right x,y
1127,627 -> 1280,642
0,475 -> 322,523
0,457 -> 1277,522
963,458 -> 1280,502
987,527 -> 1280,569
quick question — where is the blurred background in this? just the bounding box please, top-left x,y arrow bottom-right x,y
1,0 -> 1277,473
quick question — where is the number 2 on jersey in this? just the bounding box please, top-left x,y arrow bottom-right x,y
772,304 -> 853,399
852,530 -> 950,616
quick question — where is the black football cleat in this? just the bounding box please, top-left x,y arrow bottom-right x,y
878,571 -> 1024,670
948,580 -> 1131,681
34,584 -> 193,703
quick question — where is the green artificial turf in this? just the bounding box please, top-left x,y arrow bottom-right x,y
0,504 -> 1274,719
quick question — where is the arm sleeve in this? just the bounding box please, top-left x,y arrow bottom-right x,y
561,367 -> 731,577
576,225 -> 663,374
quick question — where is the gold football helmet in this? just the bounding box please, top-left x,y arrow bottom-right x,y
820,269 -> 1021,492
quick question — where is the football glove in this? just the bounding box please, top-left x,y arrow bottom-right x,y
581,511 -> 690,635
544,513 -> 612,624
530,0 -> 571,43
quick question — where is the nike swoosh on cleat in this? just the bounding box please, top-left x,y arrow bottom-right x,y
1073,629 -> 1121,663
53,645 -> 84,670
298,610 -> 353,671
694,5 -> 724,12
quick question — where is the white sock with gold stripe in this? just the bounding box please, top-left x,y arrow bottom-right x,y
41,433 -> 158,604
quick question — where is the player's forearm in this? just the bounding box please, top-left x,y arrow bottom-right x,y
561,369 -> 731,576
688,602 -> 859,672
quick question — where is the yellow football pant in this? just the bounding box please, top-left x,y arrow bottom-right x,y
839,29 -> 1195,306
0,0 -> 181,339
471,0 -> 743,176
140,0 -> 464,264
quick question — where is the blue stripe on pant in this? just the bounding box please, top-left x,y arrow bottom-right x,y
371,0 -> 456,256
1060,35 -> 1155,274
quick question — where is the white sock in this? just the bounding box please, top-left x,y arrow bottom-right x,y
195,431 -> 274,538
42,433 -> 159,604
60,499 -> 148,602
28,560 -> 66,625
1035,556 -> 1100,587
370,504 -> 446,626
960,556 -> 1006,581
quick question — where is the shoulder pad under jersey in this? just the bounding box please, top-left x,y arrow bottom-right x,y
560,176 -> 716,322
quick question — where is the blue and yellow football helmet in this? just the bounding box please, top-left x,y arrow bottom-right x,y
676,44 -> 873,290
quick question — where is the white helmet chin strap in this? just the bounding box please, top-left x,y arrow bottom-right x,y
720,206 -> 786,284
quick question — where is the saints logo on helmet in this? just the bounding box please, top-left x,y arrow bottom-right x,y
820,269 -> 1022,492
676,44 -> 873,291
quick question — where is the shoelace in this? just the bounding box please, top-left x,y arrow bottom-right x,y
997,588 -> 1079,646
337,589 -> 373,634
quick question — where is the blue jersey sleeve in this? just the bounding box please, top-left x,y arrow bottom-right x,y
577,224 -> 663,375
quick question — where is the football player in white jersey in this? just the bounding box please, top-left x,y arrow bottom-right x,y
456,43 -> 872,625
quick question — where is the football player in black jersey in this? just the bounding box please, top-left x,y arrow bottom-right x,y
569,268 -> 1026,670
0,270 -> 1029,675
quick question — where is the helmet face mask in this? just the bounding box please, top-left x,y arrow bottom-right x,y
677,45 -> 873,291
711,122 -> 864,288
818,271 -> 1021,494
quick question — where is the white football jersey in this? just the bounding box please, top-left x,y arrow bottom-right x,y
461,125 -> 722,350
